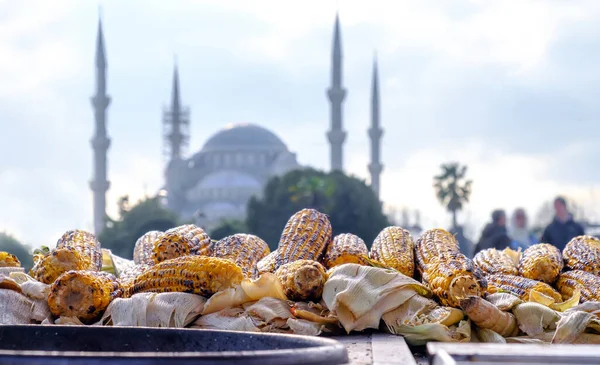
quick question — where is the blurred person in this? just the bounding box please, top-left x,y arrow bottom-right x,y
508,208 -> 538,250
473,209 -> 512,255
541,196 -> 585,251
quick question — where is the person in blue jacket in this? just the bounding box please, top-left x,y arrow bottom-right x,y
508,208 -> 537,250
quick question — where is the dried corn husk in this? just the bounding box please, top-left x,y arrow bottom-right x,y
286,318 -> 324,336
244,297 -> 292,323
203,273 -> 287,315
9,272 -> 49,300
322,264 -> 431,333
98,292 -> 206,327
512,302 -> 560,336
192,307 -> 260,332
0,289 -> 50,324
552,310 -> 600,344
484,293 -> 523,311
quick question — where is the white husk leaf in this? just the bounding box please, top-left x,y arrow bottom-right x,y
476,328 -> 506,344
0,289 -> 41,324
552,310 -> 600,344
391,319 -> 472,346
0,267 -> 24,275
286,318 -> 323,336
9,272 -> 50,300
99,292 -> 205,327
322,264 -> 430,333
485,293 -> 523,311
192,307 -> 259,332
512,302 -> 560,336
55,316 -> 85,326
244,297 -> 292,323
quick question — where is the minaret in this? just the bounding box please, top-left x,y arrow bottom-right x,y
368,55 -> 383,198
326,13 -> 347,172
163,62 -> 189,162
90,17 -> 111,235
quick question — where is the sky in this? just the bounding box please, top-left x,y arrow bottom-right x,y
1,0 -> 600,248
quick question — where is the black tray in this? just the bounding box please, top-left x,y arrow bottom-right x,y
0,325 -> 349,365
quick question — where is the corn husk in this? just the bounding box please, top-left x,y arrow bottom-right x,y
322,264 -> 430,333
203,273 -> 287,315
512,302 -> 560,336
192,307 -> 260,332
0,289 -> 50,324
98,292 -> 206,327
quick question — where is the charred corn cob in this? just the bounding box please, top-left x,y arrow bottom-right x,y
275,209 -> 332,271
133,231 -> 163,266
323,233 -> 369,269
369,227 -> 414,276
0,252 -> 20,267
153,224 -> 212,263
518,243 -> 563,284
415,228 -> 486,307
56,229 -> 103,270
118,264 -> 151,298
257,250 -> 278,274
212,234 -> 270,278
557,270 -> 600,303
474,248 -> 518,275
131,255 -> 244,297
31,247 -> 96,284
486,274 -> 562,303
563,235 -> 600,275
274,259 -> 327,301
47,270 -> 122,323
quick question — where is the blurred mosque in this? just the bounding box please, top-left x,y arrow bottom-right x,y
89,14 -> 384,234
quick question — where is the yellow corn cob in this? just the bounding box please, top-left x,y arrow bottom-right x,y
323,233 -> 369,269
152,224 -> 212,263
133,231 -> 163,266
474,248 -> 518,276
518,243 -> 563,284
274,259 -> 327,301
0,252 -> 20,267
563,235 -> 600,275
31,247 -> 96,284
118,264 -> 151,298
557,270 -> 600,303
47,270 -> 122,324
257,250 -> 278,275
212,234 -> 270,279
486,273 -> 562,303
369,227 -> 414,276
56,229 -> 103,270
415,228 -> 486,307
275,209 -> 332,271
131,255 -> 244,297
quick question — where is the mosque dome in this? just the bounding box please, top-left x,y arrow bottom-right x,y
201,123 -> 288,153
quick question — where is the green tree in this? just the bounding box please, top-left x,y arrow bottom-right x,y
0,232 -> 33,271
99,195 -> 179,259
209,220 -> 248,240
433,162 -> 473,230
246,168 -> 389,250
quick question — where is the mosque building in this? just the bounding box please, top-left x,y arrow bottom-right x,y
89,14 -> 383,233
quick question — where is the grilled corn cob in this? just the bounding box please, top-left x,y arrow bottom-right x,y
47,270 -> 122,323
57,229 -> 103,270
257,250 -> 278,274
212,234 -> 270,278
474,248 -> 518,275
369,227 -> 414,276
131,255 -> 244,297
486,274 -> 562,303
323,233 -> 369,269
274,259 -> 327,301
557,270 -> 600,303
275,209 -> 332,271
118,264 -> 151,298
563,235 -> 600,275
31,247 -> 96,284
518,243 -> 563,284
415,228 -> 486,307
0,252 -> 20,267
153,224 -> 212,263
133,231 -> 163,266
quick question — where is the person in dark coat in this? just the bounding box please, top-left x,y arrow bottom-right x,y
473,209 -> 511,255
541,196 -> 585,251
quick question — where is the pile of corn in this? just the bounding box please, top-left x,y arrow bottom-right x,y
2,208 -> 600,344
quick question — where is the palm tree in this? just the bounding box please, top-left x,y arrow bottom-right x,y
433,163 -> 473,230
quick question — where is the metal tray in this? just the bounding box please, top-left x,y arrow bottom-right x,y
0,325 -> 349,365
427,342 -> 600,365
